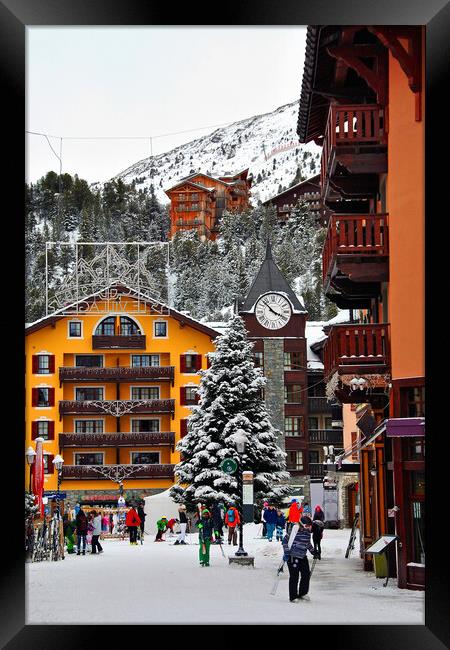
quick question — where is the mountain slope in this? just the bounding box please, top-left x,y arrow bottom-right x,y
114,100 -> 321,205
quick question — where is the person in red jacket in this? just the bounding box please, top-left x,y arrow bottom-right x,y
224,504 -> 240,545
287,499 -> 303,534
125,505 -> 141,545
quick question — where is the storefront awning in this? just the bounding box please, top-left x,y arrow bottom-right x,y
385,417 -> 425,437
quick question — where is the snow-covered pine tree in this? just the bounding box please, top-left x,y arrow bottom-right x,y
170,315 -> 291,509
25,492 -> 39,519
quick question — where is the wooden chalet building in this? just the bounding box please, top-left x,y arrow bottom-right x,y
165,169 -> 252,240
262,174 -> 329,226
298,26 -> 425,589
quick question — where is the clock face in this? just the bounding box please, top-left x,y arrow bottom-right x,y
255,293 -> 292,330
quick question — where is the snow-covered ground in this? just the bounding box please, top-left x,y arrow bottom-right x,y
26,524 -> 424,624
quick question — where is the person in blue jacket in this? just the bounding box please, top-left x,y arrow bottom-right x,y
263,504 -> 278,541
282,515 -> 318,602
275,509 -> 286,542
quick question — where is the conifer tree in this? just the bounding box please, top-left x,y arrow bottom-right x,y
170,315 -> 290,508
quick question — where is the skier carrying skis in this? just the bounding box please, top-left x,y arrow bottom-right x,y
224,504 -> 240,545
282,515 -> 318,602
196,508 -> 215,567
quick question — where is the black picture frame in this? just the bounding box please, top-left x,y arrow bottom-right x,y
2,0 -> 448,644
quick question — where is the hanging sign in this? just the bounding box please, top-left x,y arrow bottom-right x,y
220,458 -> 238,475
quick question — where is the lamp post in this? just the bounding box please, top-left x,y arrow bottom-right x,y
26,446 -> 36,493
52,454 -> 64,518
235,437 -> 248,557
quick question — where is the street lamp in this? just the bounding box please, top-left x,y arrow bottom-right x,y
52,454 -> 64,517
26,447 -> 36,493
235,436 -> 248,557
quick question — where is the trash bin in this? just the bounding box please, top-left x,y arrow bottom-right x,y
373,551 -> 388,578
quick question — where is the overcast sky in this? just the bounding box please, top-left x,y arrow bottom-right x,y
26,26 -> 306,184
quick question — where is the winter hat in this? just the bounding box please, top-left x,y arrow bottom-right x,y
300,515 -> 312,526
315,505 -> 322,511
263,501 -> 268,506
202,509 -> 210,516
291,498 -> 298,503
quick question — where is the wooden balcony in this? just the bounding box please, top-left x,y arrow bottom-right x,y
322,214 -> 389,294
321,104 -> 387,200
308,397 -> 330,413
59,366 -> 175,385
59,399 -> 175,419
308,429 -> 343,445
62,464 -> 175,480
309,463 -> 327,479
323,323 -> 390,377
92,335 -> 146,349
59,431 -> 175,449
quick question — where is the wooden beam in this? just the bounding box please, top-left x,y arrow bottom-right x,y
327,44 -> 387,104
368,26 -> 421,94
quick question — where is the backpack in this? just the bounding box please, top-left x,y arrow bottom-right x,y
227,508 -> 235,523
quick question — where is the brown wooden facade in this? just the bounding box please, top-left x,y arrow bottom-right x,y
263,174 -> 328,225
166,169 -> 252,240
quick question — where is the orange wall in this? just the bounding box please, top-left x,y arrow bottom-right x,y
386,32 -> 425,381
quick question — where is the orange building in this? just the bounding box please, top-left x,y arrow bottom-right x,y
298,26 -> 425,589
165,169 -> 252,240
25,284 -> 218,509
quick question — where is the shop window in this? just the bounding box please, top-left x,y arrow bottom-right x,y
75,420 -> 104,433
411,500 -> 425,564
75,387 -> 104,401
285,416 -> 304,436
75,453 -> 103,465
131,452 -> 159,465
407,438 -> 425,460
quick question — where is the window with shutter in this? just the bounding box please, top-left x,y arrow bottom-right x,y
48,421 -> 55,440
32,356 -> 39,373
180,419 -> 188,438
180,387 -> 187,405
195,355 -> 202,371
180,355 -> 187,373
31,421 -> 39,439
48,388 -> 55,406
45,454 -> 55,474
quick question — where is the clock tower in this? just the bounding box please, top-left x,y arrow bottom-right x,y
238,240 -> 309,489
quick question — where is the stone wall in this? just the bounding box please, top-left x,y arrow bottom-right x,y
263,338 -> 285,450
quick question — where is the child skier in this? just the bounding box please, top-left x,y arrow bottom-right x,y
155,516 -> 168,541
275,509 -> 286,542
282,515 -> 318,602
312,505 -> 325,559
196,508 -> 215,567
224,504 -> 240,545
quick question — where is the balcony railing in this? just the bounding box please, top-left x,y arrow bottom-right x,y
59,366 -> 175,384
59,431 -> 175,448
308,429 -> 343,445
62,464 -> 175,480
308,396 -> 330,413
309,463 -> 327,479
322,214 -> 389,284
323,323 -> 390,377
59,399 -> 175,418
92,335 -> 146,349
321,103 -> 386,194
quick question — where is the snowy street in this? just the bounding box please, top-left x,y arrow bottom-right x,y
26,524 -> 424,624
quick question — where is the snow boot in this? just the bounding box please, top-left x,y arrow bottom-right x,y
174,540 -> 180,545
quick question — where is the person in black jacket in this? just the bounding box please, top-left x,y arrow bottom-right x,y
312,505 -> 325,559
137,502 -> 146,538
75,509 -> 88,555
211,502 -> 224,543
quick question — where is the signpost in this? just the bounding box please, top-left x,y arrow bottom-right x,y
220,458 -> 237,475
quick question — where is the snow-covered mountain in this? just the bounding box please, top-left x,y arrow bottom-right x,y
114,100 -> 321,205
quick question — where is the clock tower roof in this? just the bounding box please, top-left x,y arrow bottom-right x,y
239,240 -> 306,313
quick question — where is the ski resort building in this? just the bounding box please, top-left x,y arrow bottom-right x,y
298,25 -> 425,589
25,284 -> 219,509
165,169 -> 252,240
262,174 -> 328,225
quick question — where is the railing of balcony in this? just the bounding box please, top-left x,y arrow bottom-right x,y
323,323 -> 390,377
308,396 -> 330,413
59,431 -> 175,448
92,335 -> 146,349
322,213 -> 389,283
309,463 -> 327,479
59,399 -> 175,417
321,103 -> 386,191
62,464 -> 175,479
59,366 -> 175,383
308,429 -> 343,445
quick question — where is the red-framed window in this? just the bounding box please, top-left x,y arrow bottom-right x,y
180,419 -> 189,438
32,387 -> 55,407
180,354 -> 202,373
32,421 -> 55,440
32,355 -> 55,374
43,454 -> 54,474
180,386 -> 199,405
